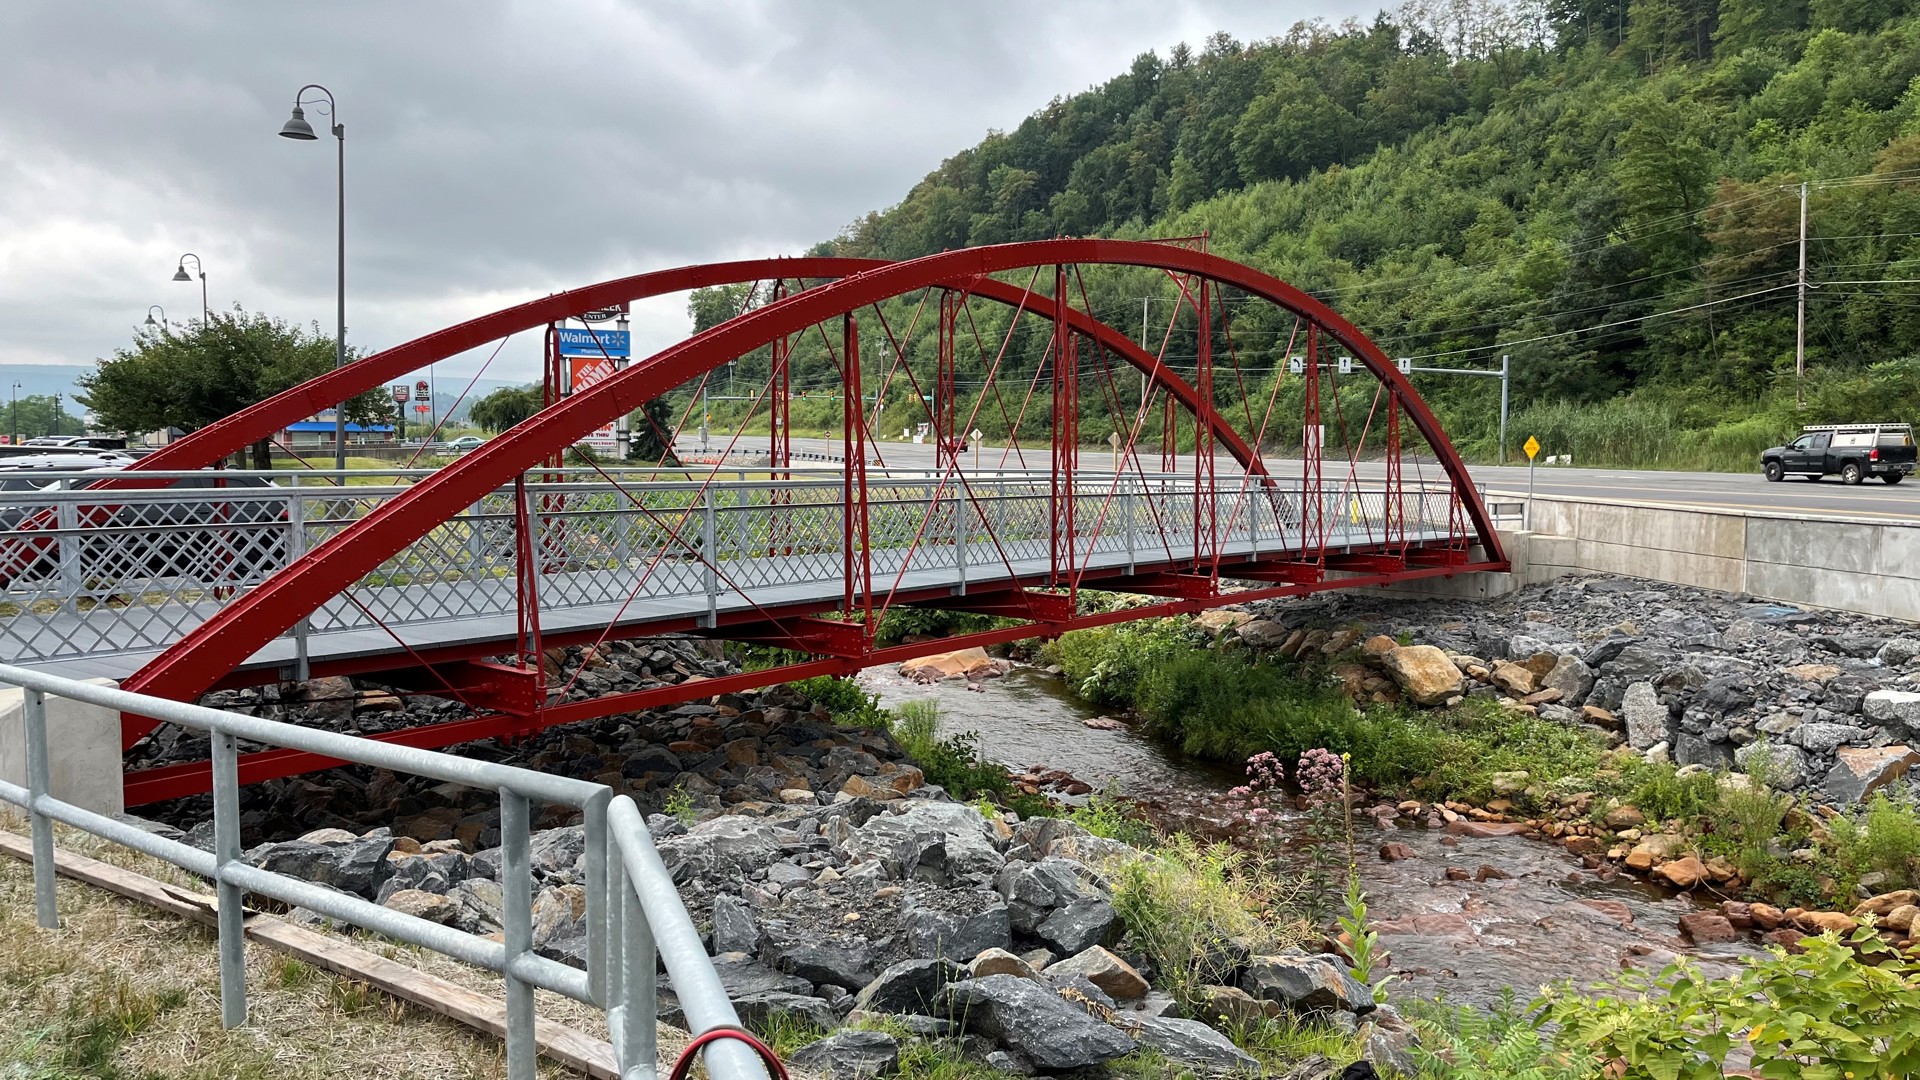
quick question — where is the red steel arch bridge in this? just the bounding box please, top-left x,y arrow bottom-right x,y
0,239 -> 1506,805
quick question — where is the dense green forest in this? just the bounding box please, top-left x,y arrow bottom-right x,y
687,0 -> 1920,469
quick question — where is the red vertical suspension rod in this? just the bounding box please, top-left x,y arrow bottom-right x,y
1303,324 -> 1325,562
935,289 -> 959,472
842,314 -> 872,630
1048,265 -> 1079,595
1193,276 -> 1215,571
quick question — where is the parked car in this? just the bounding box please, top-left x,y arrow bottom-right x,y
0,457 -> 288,587
21,435 -> 127,450
430,435 -> 486,454
1761,422 -> 1918,485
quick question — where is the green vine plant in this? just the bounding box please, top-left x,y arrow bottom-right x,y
1336,872 -> 1393,1004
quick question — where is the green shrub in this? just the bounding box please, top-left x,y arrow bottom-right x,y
1541,927 -> 1920,1079
1830,791 -> 1920,892
883,699 -> 1011,801
1049,620 -> 1207,709
793,675 -> 887,727
1108,836 -> 1305,1008
1069,784 -> 1153,847
1624,763 -> 1721,823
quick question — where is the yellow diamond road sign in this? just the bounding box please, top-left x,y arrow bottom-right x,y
1523,435 -> 1541,461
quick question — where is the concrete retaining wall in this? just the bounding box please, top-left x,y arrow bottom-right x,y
0,679 -> 124,816
1418,494 -> 1920,621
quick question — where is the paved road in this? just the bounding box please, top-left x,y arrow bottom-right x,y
675,436 -> 1920,522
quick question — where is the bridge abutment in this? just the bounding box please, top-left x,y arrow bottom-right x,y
0,678 -> 124,817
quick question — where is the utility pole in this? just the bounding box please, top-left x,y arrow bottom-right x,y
1795,180 -> 1809,408
1499,354 -> 1510,466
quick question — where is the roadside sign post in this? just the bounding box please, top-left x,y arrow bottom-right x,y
1109,430 -> 1122,473
1524,435 -> 1541,530
970,428 -> 984,472
390,384 -> 410,444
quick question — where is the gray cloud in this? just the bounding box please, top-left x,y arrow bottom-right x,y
0,0 -> 1383,383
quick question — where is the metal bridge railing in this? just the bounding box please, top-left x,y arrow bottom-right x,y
0,662 -> 768,1080
0,467 -> 1470,668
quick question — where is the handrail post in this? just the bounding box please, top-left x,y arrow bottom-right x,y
618,856 -> 657,1078
212,728 -> 248,1027
25,688 -> 57,929
55,485 -> 81,607
584,792 -> 611,1007
501,790 -> 537,1080
953,485 -> 967,596
701,487 -> 719,627
287,483 -> 311,680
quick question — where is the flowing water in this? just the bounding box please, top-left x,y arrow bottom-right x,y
859,662 -> 1768,1009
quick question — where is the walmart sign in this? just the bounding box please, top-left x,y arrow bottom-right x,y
555,327 -> 629,358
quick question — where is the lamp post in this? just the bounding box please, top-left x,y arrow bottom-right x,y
172,253 -> 208,324
9,383 -> 19,446
279,84 -> 348,474
144,305 -> 166,332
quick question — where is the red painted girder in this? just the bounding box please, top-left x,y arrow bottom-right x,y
122,557 -> 1508,805
98,258 -> 1266,486
126,239 -> 1497,713
910,589 -> 1075,623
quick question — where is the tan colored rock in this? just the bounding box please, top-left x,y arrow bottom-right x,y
1235,620 -> 1295,650
1604,805 -> 1645,830
383,889 -> 460,925
1319,627 -> 1365,655
1488,661 -> 1537,696
1796,910 -> 1858,935
1520,688 -> 1564,705
969,947 -> 1041,981
900,647 -> 994,680
1625,833 -> 1685,871
839,775 -> 905,800
1277,629 -> 1308,657
1785,663 -> 1842,683
1522,652 -> 1560,679
1046,945 -> 1149,1001
1884,904 -> 1918,933
1193,985 -> 1266,1030
1583,705 -> 1619,727
356,689 -> 404,713
1855,890 -> 1919,918
1678,912 -> 1739,943
1193,609 -> 1253,635
1705,856 -> 1740,883
1749,903 -> 1787,930
1381,645 -> 1464,706
1361,634 -> 1399,658
1655,855 -> 1709,889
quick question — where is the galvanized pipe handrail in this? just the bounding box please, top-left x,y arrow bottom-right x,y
0,665 -> 764,1080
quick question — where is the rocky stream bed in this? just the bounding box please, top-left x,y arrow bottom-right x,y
116,574 -> 1920,1077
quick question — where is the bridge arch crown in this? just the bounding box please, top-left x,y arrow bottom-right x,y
116,240 -> 1501,745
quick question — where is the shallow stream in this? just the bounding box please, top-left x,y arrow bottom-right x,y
859,662 -> 1768,1009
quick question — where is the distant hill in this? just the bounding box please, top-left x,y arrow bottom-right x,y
800,0 -> 1920,469
2,363 -> 522,428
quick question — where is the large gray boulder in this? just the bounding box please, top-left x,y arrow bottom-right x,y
1865,690 -> 1920,737
765,937 -> 882,991
1621,682 -> 1668,751
997,857 -> 1105,933
843,802 -> 1005,884
1121,1015 -> 1260,1072
1036,898 -> 1118,956
1241,953 -> 1374,1015
1540,654 -> 1594,705
1734,742 -> 1811,790
852,958 -> 966,1015
656,818 -> 783,883
944,975 -> 1135,1070
789,1030 -> 900,1080
712,893 -> 762,955
903,894 -> 1012,963
243,832 -> 395,899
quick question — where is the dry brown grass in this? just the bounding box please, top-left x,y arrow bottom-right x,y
0,814 -> 697,1080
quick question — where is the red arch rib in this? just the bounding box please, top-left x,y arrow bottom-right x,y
106,257 -> 1267,478
124,240 -> 1496,705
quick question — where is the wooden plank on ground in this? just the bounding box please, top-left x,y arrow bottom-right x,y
0,830 -> 620,1079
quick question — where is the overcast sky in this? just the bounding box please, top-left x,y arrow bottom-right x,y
0,1 -> 1385,388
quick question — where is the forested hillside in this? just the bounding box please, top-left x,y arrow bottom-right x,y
786,0 -> 1920,467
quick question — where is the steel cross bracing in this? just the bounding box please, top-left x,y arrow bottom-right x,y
0,241 -> 1505,805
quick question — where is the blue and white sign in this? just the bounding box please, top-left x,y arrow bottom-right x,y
556,327 -> 630,358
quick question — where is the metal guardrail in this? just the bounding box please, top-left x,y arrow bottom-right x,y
0,662 -> 768,1080
0,467 -> 1471,671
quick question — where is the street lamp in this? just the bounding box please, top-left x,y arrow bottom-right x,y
144,305 -> 166,331
9,383 -> 19,446
279,83 -> 349,474
172,253 -> 208,324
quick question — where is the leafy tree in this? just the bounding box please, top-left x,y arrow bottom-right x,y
468,385 -> 541,433
1,395 -> 82,443
79,310 -> 391,469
